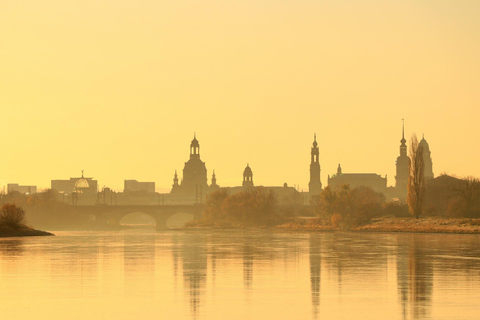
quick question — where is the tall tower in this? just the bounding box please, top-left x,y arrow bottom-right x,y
419,135 -> 434,179
395,120 -> 410,199
308,134 -> 322,198
243,164 -> 254,189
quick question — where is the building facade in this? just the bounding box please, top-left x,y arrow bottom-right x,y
328,164 -> 387,194
7,184 -> 37,195
124,180 -> 155,193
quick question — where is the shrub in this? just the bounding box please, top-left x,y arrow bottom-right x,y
0,204 -> 27,228
331,213 -> 343,228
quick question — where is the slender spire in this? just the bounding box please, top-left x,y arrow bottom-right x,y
400,119 -> 406,145
81,170 -> 84,178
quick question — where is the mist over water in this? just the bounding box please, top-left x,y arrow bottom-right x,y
0,230 -> 479,319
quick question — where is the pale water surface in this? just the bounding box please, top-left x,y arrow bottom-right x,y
0,230 -> 479,319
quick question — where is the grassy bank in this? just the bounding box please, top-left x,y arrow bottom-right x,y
275,216 -> 480,234
0,225 -> 54,238
186,216 -> 480,234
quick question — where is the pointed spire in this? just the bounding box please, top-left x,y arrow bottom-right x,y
81,170 -> 84,178
400,119 -> 406,145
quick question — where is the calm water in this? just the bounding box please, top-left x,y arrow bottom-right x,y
0,230 -> 479,319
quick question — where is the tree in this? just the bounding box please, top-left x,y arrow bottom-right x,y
0,204 -> 27,228
407,134 -> 426,218
314,185 -> 384,227
204,190 -> 229,221
452,176 -> 480,218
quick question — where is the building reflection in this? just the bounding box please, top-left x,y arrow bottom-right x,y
397,235 -> 433,319
181,233 -> 207,319
309,235 -> 321,319
243,238 -> 254,290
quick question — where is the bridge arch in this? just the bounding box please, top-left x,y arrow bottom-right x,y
118,212 -> 157,227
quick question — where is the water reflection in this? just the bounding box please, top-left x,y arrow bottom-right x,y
397,236 -> 433,320
0,231 -> 479,320
181,233 -> 207,318
309,235 -> 321,319
0,239 -> 24,257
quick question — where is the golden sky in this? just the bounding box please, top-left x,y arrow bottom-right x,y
1,0 -> 479,191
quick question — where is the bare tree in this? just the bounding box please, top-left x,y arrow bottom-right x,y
407,134 -> 426,218
453,177 -> 480,218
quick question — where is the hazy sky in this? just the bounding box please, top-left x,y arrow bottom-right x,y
1,0 -> 479,192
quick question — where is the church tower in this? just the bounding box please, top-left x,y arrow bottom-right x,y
174,134 -> 208,199
210,170 -> 220,191
419,135 -> 434,179
172,170 -> 180,192
308,134 -> 322,198
395,121 -> 410,199
243,164 -> 254,189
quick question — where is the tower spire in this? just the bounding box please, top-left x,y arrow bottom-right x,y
400,119 -> 406,145
402,119 -> 405,140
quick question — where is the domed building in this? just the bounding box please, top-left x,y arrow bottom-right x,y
74,170 -> 90,192
170,134 -> 219,203
242,164 -> 254,189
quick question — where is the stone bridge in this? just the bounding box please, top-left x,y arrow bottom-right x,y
73,204 -> 204,229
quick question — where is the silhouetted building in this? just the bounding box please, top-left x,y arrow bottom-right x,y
419,135 -> 434,179
328,164 -> 387,194
51,171 -> 98,205
124,180 -> 155,193
242,164 -> 254,189
170,134 -> 219,203
7,184 -> 37,195
395,122 -> 410,199
51,171 -> 98,195
308,134 -> 322,199
210,170 -> 220,192
223,164 -> 301,205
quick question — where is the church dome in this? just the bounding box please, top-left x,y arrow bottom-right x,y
243,164 -> 252,176
75,171 -> 90,190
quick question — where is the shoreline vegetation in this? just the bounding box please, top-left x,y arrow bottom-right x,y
185,217 -> 480,234
0,204 -> 54,238
186,177 -> 480,234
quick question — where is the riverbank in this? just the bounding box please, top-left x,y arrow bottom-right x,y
276,216 -> 480,234
0,225 -> 54,238
186,216 -> 480,234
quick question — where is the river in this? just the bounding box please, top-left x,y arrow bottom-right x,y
0,230 -> 479,319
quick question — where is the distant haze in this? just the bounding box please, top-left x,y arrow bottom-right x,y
1,1 -> 479,191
